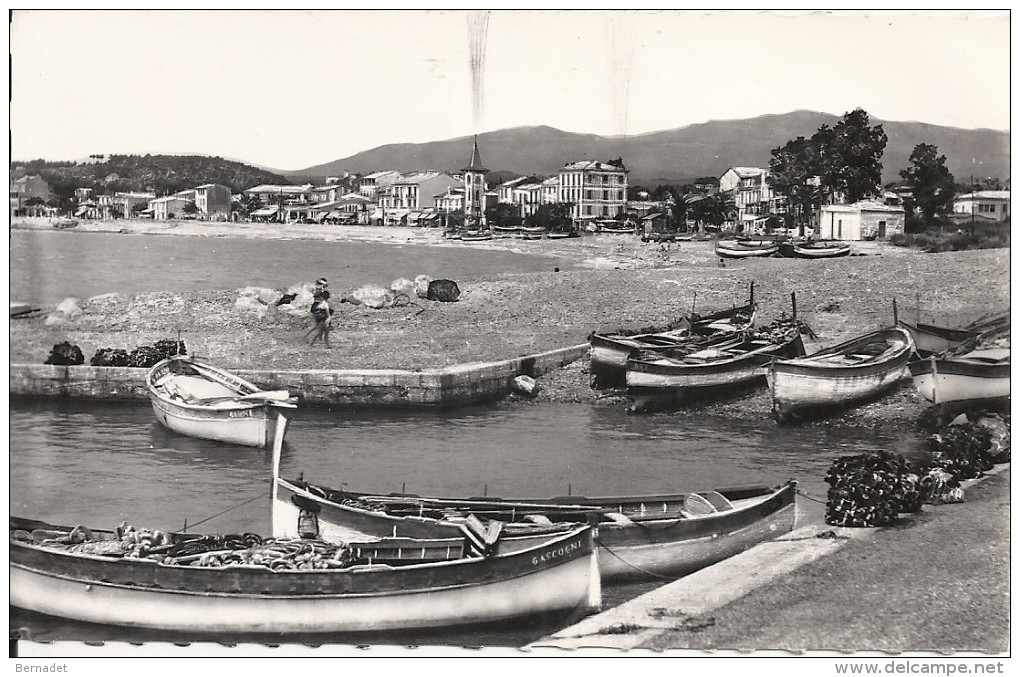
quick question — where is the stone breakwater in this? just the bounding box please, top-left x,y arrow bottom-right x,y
10,345 -> 588,408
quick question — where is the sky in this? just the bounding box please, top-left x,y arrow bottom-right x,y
9,9 -> 1012,171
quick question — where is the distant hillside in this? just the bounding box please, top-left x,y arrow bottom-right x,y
11,155 -> 291,204
289,111 -> 1009,186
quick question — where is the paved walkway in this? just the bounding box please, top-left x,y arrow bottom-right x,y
530,465 -> 1009,654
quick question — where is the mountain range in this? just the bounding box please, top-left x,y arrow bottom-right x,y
287,110 -> 1009,186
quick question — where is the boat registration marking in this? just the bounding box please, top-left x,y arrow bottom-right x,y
531,538 -> 583,566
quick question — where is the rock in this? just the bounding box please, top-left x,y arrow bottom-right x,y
414,275 -> 433,299
512,374 -> 540,398
948,413 -> 970,426
427,279 -> 461,302
87,292 -> 121,305
44,315 -> 66,327
349,284 -> 392,309
391,278 -> 416,298
55,297 -> 82,318
237,286 -> 282,306
235,296 -> 268,317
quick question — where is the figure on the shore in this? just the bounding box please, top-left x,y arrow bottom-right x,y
305,288 -> 333,347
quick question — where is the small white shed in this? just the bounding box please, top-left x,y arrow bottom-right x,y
818,201 -> 905,240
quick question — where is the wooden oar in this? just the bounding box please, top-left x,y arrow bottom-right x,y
196,391 -> 297,407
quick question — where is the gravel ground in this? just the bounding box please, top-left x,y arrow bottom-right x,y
644,467 -> 1011,653
10,220 -> 1009,428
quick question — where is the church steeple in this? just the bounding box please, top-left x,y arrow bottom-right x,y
462,135 -> 486,173
462,135 -> 487,226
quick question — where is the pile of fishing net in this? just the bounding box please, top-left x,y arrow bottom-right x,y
926,412 -> 1010,480
44,341 -> 85,366
749,315 -> 800,343
824,451 -> 923,528
14,522 -> 358,571
89,338 -> 187,368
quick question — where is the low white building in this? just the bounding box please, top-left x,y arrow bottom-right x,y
952,191 -> 1010,223
818,201 -> 905,241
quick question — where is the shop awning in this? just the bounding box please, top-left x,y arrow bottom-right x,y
250,206 -> 279,217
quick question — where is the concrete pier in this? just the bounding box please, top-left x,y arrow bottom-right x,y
8,343 -> 589,408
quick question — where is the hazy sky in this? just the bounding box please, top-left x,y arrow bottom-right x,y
9,9 -> 1011,171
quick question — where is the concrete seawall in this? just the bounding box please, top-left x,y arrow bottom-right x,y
9,344 -> 589,408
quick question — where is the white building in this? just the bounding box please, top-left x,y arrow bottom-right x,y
952,191 -> 1010,223
818,201 -> 905,241
557,159 -> 628,223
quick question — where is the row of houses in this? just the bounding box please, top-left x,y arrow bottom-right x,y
9,139 -> 1011,241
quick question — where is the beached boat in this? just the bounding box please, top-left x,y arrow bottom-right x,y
460,229 -> 494,242
598,221 -> 635,234
490,224 -> 520,238
10,516 -> 600,634
520,226 -> 545,240
766,327 -> 915,422
588,298 -> 757,389
625,320 -> 806,411
793,241 -> 851,259
146,355 -> 295,448
897,310 -> 1009,358
10,302 -> 42,318
272,474 -> 797,583
715,239 -> 779,259
907,323 -> 1010,409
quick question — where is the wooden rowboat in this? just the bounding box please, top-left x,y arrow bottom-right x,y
520,226 -> 546,240
588,299 -> 756,389
766,327 -> 915,422
10,516 -> 600,635
147,355 -> 295,448
793,241 -> 851,259
715,240 -> 779,259
908,348 -> 1010,408
272,473 -> 797,583
459,229 -> 494,242
897,310 -> 1009,358
625,321 -> 805,411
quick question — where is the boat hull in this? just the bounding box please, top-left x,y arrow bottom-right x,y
148,397 -> 287,448
898,321 -> 978,357
146,356 -> 292,448
715,242 -> 779,259
10,525 -> 600,634
767,327 -> 914,421
793,243 -> 851,259
273,479 -> 797,582
908,357 -> 1011,406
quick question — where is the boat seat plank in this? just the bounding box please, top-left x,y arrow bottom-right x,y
695,491 -> 735,512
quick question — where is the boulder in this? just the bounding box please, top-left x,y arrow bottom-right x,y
512,375 -> 540,398
349,284 -> 393,310
55,297 -> 82,318
427,279 -> 461,302
237,286 -> 282,306
391,278 -> 416,298
235,296 -> 268,317
87,292 -> 122,305
414,274 -> 433,299
44,315 -> 66,327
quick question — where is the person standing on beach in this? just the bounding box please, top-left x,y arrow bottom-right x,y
307,288 -> 333,347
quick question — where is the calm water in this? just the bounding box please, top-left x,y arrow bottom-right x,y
9,398 -> 927,648
9,229 -> 570,306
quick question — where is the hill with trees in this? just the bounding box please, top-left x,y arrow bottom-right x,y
10,155 -> 291,209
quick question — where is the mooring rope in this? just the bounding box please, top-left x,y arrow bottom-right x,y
796,488 -> 827,505
180,488 -> 266,533
595,538 -> 674,581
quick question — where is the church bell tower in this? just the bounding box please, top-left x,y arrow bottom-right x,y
462,136 -> 487,227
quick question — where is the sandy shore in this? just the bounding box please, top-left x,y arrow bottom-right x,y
10,217 -> 1010,428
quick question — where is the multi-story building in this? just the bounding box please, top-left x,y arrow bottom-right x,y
557,159 -> 628,223
188,184 -> 231,218
511,181 -> 544,217
718,166 -> 786,229
149,196 -> 192,220
357,171 -> 401,201
496,176 -> 532,204
540,176 -> 559,205
10,174 -> 54,215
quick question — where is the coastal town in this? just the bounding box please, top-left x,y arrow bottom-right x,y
9,134 -> 1012,243
8,10 -> 1010,663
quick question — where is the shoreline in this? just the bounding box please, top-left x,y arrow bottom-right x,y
9,217 -> 1009,428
